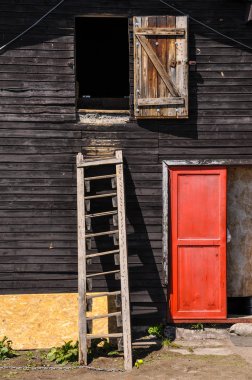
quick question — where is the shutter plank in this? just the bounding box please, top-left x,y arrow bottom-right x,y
157,16 -> 168,118
167,15 -> 177,118
176,16 -> 189,118
141,17 -> 149,118
138,97 -> 184,106
135,27 -> 185,36
134,16 -> 142,118
136,35 -> 179,97
147,16 -> 158,118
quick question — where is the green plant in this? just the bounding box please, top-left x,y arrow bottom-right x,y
26,351 -> 35,360
46,341 -> 78,365
187,347 -> 194,353
0,337 -> 16,360
40,351 -> 47,360
190,323 -> 204,330
147,324 -> 164,339
162,338 -> 181,349
107,350 -> 120,357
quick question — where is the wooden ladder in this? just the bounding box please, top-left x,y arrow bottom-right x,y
76,150 -> 132,371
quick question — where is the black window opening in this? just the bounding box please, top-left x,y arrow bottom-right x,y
75,17 -> 130,111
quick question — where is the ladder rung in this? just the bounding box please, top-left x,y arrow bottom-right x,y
85,193 -> 117,200
86,311 -> 121,321
86,230 -> 118,239
132,340 -> 160,347
87,333 -> 123,339
86,249 -> 119,259
86,210 -> 117,219
78,158 -> 122,168
87,291 -> 121,299
86,270 -> 120,278
85,174 -> 116,181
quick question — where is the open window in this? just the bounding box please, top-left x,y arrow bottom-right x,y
75,15 -> 188,119
75,17 -> 130,113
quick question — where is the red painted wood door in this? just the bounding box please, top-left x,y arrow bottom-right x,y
169,167 -> 227,320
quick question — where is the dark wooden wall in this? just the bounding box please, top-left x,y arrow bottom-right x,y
0,0 -> 251,327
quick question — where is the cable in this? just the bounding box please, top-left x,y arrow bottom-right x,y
159,0 -> 252,51
0,0 -> 65,52
1,0 -> 250,52
0,365 -> 124,372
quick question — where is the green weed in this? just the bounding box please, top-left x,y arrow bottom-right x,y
46,341 -> 78,365
162,338 -> 181,348
147,324 -> 164,339
190,323 -> 204,330
0,337 -> 16,360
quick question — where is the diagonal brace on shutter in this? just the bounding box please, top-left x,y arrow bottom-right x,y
136,34 -> 180,98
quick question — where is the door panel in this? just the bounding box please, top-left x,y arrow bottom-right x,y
169,167 -> 227,320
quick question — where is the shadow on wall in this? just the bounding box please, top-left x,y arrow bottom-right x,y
124,161 -> 167,329
84,159 -> 167,330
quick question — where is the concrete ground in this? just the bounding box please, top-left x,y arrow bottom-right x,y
0,333 -> 252,379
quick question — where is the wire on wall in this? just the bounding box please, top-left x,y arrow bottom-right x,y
0,0 -> 65,52
0,0 -> 251,52
159,0 -> 252,51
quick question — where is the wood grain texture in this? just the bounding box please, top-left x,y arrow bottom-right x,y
116,150 -> 132,371
76,153 -> 87,365
135,27 -> 185,36
134,15 -> 188,118
0,0 -> 251,329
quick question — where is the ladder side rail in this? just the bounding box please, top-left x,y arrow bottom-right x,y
76,153 -> 88,365
115,150 -> 133,371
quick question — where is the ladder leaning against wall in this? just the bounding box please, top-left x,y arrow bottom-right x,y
76,150 -> 132,371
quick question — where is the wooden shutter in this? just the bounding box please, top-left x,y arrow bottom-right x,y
134,15 -> 188,119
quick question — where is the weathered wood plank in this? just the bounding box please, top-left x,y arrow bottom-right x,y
147,16 -> 158,117
138,97 -> 184,106
166,15 -> 177,118
157,15 -> 168,118
136,34 -> 179,97
115,150 -> 132,371
76,153 -> 87,365
176,16 -> 188,118
135,27 -> 185,35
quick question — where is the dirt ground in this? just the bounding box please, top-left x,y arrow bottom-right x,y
0,339 -> 252,380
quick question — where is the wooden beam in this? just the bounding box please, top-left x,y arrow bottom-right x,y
86,291 -> 121,299
87,333 -> 123,339
136,35 -> 179,97
86,269 -> 120,278
86,311 -> 121,321
86,249 -> 119,259
77,158 -> 122,168
116,150 -> 132,371
78,109 -> 130,115
135,27 -> 185,36
138,97 -> 184,106
176,16 -> 188,118
76,153 -> 87,365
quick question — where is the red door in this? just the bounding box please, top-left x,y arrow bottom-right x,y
169,167 -> 227,320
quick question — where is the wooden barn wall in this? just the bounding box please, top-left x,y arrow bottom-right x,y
0,0 -> 251,326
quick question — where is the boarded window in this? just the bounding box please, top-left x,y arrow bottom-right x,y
134,15 -> 188,119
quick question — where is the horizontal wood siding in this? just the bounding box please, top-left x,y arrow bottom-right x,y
0,0 -> 251,326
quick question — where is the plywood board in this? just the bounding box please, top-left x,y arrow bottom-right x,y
0,293 -> 108,350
